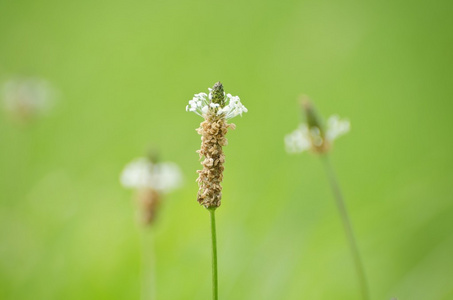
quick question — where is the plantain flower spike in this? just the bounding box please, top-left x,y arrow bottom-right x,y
186,82 -> 247,209
285,96 -> 350,154
120,153 -> 183,225
1,77 -> 56,122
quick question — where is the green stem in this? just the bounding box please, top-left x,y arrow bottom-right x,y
141,229 -> 157,300
208,208 -> 219,300
322,155 -> 369,300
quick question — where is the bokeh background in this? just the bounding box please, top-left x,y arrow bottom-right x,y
1,0 -> 452,299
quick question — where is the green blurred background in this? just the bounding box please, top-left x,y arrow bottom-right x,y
1,0 -> 452,299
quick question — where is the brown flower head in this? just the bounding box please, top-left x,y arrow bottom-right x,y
186,82 -> 247,208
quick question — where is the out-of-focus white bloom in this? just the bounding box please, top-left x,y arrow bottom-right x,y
186,88 -> 247,119
285,115 -> 350,154
120,158 -> 183,193
326,115 -> 350,141
285,124 -> 311,154
2,77 -> 56,119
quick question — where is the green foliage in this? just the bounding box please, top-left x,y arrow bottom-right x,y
1,0 -> 453,299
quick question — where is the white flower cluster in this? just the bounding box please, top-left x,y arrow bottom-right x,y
2,77 -> 56,116
326,115 -> 351,141
186,88 -> 247,119
285,115 -> 350,154
120,158 -> 183,193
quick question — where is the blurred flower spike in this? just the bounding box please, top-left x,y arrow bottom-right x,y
1,77 -> 56,122
120,157 -> 183,225
285,97 -> 350,154
187,82 -> 247,209
121,157 -> 183,193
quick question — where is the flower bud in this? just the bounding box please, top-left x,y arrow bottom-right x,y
211,82 -> 225,107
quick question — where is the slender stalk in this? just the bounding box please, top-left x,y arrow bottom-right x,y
321,155 -> 369,300
208,208 -> 219,300
141,229 -> 157,300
